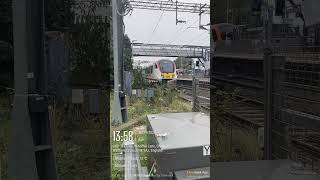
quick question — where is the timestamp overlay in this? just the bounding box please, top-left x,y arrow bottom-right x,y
111,111 -> 211,179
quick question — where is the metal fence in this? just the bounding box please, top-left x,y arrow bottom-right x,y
267,46 -> 320,173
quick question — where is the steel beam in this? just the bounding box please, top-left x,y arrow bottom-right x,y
132,43 -> 210,61
129,0 -> 210,14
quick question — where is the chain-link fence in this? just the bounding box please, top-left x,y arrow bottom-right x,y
268,46 -> 320,173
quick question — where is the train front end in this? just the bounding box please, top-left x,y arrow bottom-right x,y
158,59 -> 177,81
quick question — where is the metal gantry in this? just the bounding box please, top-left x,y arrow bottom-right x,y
128,0 -> 209,14
132,43 -> 210,61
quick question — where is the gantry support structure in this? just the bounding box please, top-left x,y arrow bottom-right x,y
128,0 -> 209,14
132,43 -> 210,62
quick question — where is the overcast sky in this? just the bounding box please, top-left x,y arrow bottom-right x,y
123,0 -> 210,66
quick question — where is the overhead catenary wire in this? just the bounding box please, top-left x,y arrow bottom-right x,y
147,0 -> 174,43
184,30 -> 208,45
147,10 -> 166,43
173,14 -> 198,33
168,18 -> 199,45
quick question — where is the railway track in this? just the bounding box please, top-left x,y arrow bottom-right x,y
174,78 -> 264,128
175,83 -> 210,113
175,76 -> 320,173
211,72 -> 320,173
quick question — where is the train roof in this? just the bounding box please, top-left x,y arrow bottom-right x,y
157,59 -> 174,62
145,59 -> 175,67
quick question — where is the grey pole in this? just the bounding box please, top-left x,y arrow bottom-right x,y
112,0 -> 123,124
9,0 -> 57,179
9,1 -> 40,179
192,60 -> 198,112
118,1 -> 128,123
263,4 -> 273,160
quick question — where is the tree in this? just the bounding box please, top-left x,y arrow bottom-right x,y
123,34 -> 133,71
46,0 -> 74,31
132,66 -> 148,89
67,0 -> 112,87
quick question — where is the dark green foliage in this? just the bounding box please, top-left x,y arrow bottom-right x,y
132,67 -> 149,89
124,34 -> 133,71
67,1 -> 112,86
0,0 -> 13,88
46,0 -> 74,30
0,0 -> 12,44
0,95 -> 11,180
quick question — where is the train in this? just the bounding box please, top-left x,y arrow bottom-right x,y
145,59 -> 177,82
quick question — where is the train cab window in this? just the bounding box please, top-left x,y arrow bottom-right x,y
159,62 -> 174,73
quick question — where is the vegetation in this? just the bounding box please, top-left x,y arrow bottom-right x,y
68,1 -> 112,86
211,89 -> 263,161
212,123 -> 263,161
52,92 -> 109,180
132,66 -> 149,89
124,34 -> 133,72
0,95 -> 11,180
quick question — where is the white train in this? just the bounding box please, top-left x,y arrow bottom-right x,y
145,59 -> 177,82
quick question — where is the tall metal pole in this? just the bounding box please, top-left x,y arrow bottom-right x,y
9,0 -> 57,179
192,60 -> 197,112
9,1 -> 38,178
112,0 -> 123,124
263,4 -> 273,160
118,1 -> 128,123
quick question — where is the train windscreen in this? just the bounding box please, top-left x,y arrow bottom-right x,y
159,61 -> 174,73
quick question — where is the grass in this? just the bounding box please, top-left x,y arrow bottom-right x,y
210,89 -> 263,161
0,95 -> 11,180
0,85 -> 264,179
111,86 -> 192,179
212,120 -> 263,161
52,91 -> 110,180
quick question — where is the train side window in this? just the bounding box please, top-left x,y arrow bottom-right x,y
155,64 -> 158,69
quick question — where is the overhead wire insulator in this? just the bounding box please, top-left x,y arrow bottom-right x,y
117,0 -> 133,16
